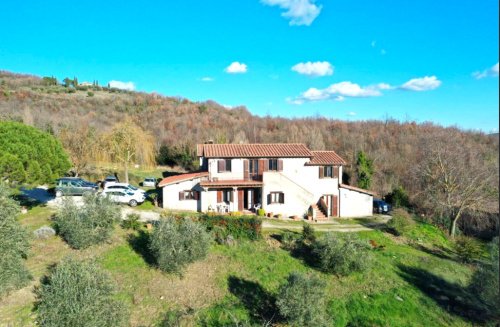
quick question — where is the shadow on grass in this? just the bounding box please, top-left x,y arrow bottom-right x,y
410,243 -> 457,262
127,230 -> 156,266
397,264 -> 490,324
227,276 -> 280,324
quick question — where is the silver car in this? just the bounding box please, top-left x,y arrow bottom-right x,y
142,177 -> 157,187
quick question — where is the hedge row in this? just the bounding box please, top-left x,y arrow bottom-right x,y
197,215 -> 262,240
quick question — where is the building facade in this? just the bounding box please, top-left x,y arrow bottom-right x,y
159,143 -> 373,219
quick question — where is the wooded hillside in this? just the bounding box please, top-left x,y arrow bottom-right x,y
0,70 -> 498,222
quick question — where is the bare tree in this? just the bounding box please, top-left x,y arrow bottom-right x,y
416,141 -> 498,238
104,118 -> 156,183
58,125 -> 97,176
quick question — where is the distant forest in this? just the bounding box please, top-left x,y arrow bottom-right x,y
0,70 -> 498,236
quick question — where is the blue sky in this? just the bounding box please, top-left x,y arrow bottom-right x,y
1,0 -> 498,132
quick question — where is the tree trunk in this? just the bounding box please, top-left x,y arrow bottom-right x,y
124,151 -> 129,184
449,210 -> 463,239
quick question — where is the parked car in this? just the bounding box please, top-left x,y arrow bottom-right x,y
142,177 -> 157,187
100,189 -> 145,207
101,175 -> 118,188
55,177 -> 99,197
104,182 -> 146,195
373,199 -> 392,214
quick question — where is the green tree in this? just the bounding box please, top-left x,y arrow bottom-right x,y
386,186 -> 410,208
0,184 -> 31,297
54,193 -> 121,249
0,122 -> 71,184
276,273 -> 328,327
62,77 -> 72,88
36,258 -> 128,327
355,151 -> 374,189
149,217 -> 211,275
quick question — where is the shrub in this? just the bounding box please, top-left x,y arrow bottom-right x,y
468,237 -> 499,315
387,208 -> 415,236
54,193 -> 121,249
199,215 -> 262,240
454,236 -> 482,263
280,231 -> 300,250
276,272 -> 328,327
87,91 -> 94,97
36,258 -> 128,327
386,186 -> 410,208
229,211 -> 242,217
121,213 -> 142,230
256,208 -> 265,217
301,223 -> 316,245
0,184 -> 31,296
312,233 -> 372,275
149,217 -> 211,275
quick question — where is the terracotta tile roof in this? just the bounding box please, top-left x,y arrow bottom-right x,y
306,151 -> 346,165
200,180 -> 264,188
158,172 -> 209,187
340,184 -> 375,196
197,143 -> 313,158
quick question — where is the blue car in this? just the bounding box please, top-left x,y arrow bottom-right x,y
373,199 -> 391,214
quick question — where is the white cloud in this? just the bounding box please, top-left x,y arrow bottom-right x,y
291,61 -> 333,77
400,76 -> 441,91
108,80 -> 135,91
200,77 -> 214,82
261,0 -> 322,26
473,62 -> 499,79
292,81 -> 387,104
347,111 -> 356,116
225,62 -> 248,74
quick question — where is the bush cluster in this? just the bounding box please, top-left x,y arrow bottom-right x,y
276,272 -> 329,327
0,184 -> 31,296
387,208 -> 415,236
121,213 -> 142,231
36,258 -> 128,327
54,193 -> 121,249
199,215 -> 262,240
312,233 -> 372,275
454,236 -> 482,263
149,217 -> 211,275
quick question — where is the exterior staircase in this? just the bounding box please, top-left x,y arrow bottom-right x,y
310,203 -> 328,220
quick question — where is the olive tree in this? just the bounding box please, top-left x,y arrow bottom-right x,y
0,184 -> 31,296
36,258 -> 128,327
149,217 -> 211,275
54,193 -> 121,249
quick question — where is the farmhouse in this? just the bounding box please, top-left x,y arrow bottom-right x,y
159,143 -> 373,219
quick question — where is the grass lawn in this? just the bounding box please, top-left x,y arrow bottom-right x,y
0,205 -> 489,326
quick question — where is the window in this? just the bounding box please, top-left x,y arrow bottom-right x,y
179,190 -> 198,200
249,159 -> 259,174
268,159 -> 278,171
269,192 -> 285,204
217,159 -> 232,172
324,166 -> 333,178
223,189 -> 232,202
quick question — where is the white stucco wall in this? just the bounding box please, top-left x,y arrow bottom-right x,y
162,178 -> 203,211
339,187 -> 373,217
207,158 -> 245,180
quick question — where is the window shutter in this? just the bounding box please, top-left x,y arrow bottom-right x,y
217,190 -> 222,203
218,160 -> 225,173
259,159 -> 265,175
226,159 -> 232,172
333,166 -> 339,179
179,191 -> 185,201
319,166 -> 324,179
279,192 -> 285,204
194,191 -> 200,200
267,193 -> 272,205
230,190 -> 234,202
243,160 -> 249,180
278,159 -> 283,172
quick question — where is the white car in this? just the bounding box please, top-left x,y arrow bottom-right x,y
142,177 -> 157,188
101,189 -> 145,207
104,182 -> 146,195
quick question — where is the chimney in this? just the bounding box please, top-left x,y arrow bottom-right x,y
205,139 -> 214,144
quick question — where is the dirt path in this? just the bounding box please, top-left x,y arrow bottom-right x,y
262,220 -> 374,232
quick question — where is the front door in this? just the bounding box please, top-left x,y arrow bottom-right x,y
238,189 -> 244,211
323,195 -> 336,217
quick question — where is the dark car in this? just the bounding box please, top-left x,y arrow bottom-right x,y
373,199 -> 391,214
55,177 -> 99,197
101,175 -> 119,188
